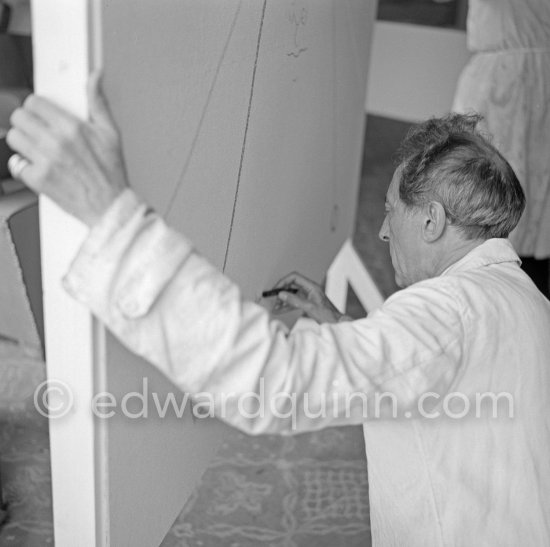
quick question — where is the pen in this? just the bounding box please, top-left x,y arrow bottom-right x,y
262,287 -> 299,298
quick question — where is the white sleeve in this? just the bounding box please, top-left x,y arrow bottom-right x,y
63,189 -> 466,435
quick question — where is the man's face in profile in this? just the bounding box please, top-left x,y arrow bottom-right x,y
379,167 -> 427,288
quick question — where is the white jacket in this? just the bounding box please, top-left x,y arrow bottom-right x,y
64,190 -> 550,546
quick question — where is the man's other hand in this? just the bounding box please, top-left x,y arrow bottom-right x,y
272,272 -> 346,324
6,71 -> 128,227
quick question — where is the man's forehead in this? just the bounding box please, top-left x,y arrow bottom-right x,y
386,166 -> 403,203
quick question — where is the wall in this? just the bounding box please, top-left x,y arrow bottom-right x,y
366,21 -> 470,122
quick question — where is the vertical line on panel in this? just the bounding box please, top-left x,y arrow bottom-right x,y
222,0 -> 268,273
164,1 -> 242,218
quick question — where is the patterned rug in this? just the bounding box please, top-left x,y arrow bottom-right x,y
162,428 -> 369,547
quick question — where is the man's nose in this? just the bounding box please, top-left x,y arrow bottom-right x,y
379,217 -> 390,242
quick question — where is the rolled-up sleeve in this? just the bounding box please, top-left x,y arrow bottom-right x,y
63,189 -> 466,435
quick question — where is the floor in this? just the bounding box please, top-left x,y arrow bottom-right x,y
0,114 -> 409,547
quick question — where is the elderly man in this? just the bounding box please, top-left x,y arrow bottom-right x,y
7,76 -> 550,546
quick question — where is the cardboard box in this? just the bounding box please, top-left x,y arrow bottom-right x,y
0,188 -> 43,351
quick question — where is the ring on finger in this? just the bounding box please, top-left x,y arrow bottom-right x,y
8,154 -> 31,180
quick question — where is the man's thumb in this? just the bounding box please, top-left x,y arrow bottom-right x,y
87,70 -> 115,128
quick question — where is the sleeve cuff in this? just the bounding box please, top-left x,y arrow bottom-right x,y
71,188 -> 145,261
62,188 -> 194,319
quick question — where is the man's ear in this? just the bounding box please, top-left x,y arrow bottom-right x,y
422,201 -> 447,242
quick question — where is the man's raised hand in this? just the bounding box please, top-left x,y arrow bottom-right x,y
7,71 -> 128,227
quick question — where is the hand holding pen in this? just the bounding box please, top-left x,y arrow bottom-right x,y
263,272 -> 348,324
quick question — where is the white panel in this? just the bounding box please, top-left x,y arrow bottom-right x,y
101,0 -> 260,268
225,0 -> 376,294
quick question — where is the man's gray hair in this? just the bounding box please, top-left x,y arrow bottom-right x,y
397,113 -> 525,240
